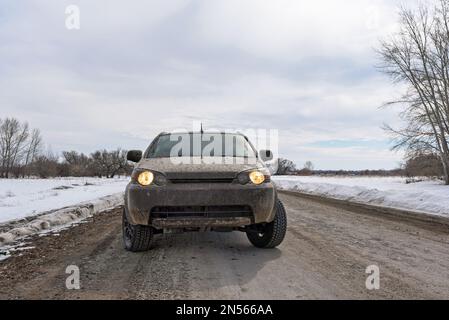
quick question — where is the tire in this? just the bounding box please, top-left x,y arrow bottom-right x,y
122,208 -> 154,252
246,199 -> 287,248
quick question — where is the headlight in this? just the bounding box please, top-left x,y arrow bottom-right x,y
249,171 -> 266,185
237,168 -> 271,185
137,171 -> 154,186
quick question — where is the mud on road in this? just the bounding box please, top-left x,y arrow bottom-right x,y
0,192 -> 448,299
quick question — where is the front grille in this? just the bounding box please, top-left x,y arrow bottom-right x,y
169,178 -> 234,184
151,205 -> 252,219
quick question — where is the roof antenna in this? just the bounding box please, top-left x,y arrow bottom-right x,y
200,122 -> 204,160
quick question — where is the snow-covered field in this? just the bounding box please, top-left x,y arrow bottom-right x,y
0,177 -> 129,224
273,176 -> 449,217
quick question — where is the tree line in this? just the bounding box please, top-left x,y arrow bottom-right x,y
276,159 -> 315,175
0,117 -> 132,179
275,156 -> 442,179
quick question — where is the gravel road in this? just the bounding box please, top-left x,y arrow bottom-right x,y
1,192 -> 448,300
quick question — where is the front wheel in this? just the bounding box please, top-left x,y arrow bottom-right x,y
122,208 -> 154,252
246,199 -> 287,248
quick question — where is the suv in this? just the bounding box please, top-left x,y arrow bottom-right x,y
123,131 -> 287,251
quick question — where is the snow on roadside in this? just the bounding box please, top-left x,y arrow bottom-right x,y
0,177 -> 128,223
0,192 -> 124,248
0,252 -> 10,261
273,176 -> 449,217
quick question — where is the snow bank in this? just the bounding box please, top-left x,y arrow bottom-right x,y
0,192 -> 123,247
273,176 -> 449,217
0,177 -> 128,223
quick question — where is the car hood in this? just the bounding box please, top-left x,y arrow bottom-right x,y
137,157 -> 265,180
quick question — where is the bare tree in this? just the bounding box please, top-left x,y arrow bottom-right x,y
276,158 -> 297,175
0,118 -> 30,178
20,128 -> 43,177
90,149 -> 128,178
304,161 -> 314,171
62,151 -> 92,176
405,152 -> 443,178
30,151 -> 60,178
378,0 -> 449,184
297,161 -> 315,176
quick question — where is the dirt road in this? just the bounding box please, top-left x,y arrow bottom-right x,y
1,192 -> 448,299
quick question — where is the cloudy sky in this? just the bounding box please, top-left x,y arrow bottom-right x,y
1,0 -> 414,170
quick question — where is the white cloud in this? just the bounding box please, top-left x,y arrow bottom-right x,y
194,0 -> 399,61
0,0 -> 410,169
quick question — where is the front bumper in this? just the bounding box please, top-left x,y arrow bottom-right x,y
125,182 -> 276,228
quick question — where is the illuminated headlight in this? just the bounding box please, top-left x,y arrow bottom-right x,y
237,168 -> 270,185
137,171 -> 154,186
249,171 -> 266,185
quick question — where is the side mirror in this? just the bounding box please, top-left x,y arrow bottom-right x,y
259,150 -> 273,162
127,150 -> 142,163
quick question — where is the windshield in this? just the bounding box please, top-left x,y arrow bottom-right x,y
146,133 -> 257,158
